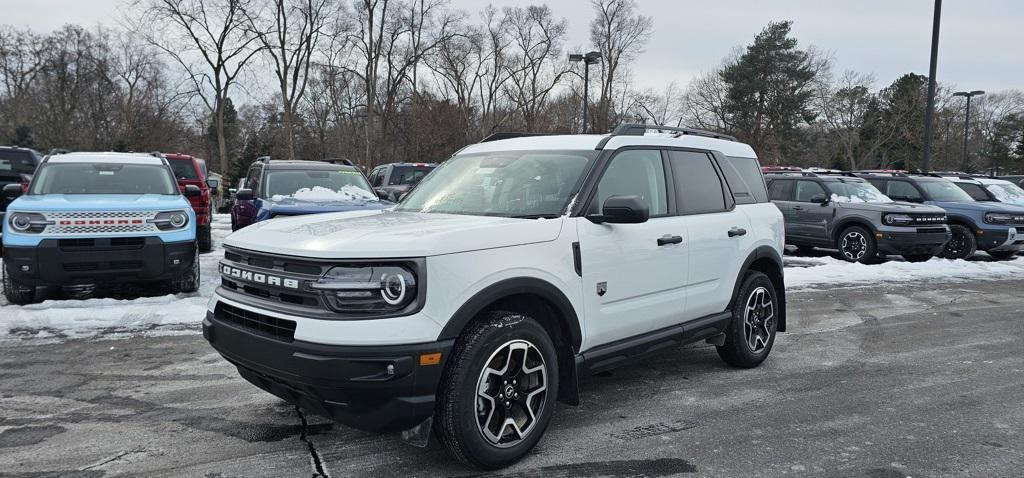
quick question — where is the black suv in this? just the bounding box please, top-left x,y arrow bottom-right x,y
367,162 -> 437,201
1,146 -> 43,244
766,172 -> 950,262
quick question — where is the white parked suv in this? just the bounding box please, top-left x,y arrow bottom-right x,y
204,124 -> 786,469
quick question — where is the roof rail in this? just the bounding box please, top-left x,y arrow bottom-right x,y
49,148 -> 70,155
323,158 -> 354,166
254,156 -> 271,164
478,132 -> 553,143
149,151 -> 164,158
851,170 -> 909,178
764,171 -> 819,177
609,123 -> 738,142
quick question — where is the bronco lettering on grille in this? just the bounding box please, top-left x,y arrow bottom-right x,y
220,264 -> 300,289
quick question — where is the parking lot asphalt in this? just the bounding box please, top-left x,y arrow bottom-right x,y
1,280 -> 1022,478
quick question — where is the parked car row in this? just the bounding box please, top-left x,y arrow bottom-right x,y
765,170 -> 1024,262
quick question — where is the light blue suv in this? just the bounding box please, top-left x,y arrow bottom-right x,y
2,152 -> 200,304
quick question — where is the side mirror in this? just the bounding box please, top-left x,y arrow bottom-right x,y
206,178 -> 219,190
588,195 -> 650,224
810,195 -> 829,205
375,189 -> 390,201
2,183 -> 23,200
183,184 -> 201,197
235,188 -> 254,201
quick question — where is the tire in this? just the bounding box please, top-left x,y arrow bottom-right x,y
197,225 -> 213,252
836,225 -> 876,263
940,224 -> 977,260
902,254 -> 934,263
717,271 -> 778,368
169,247 -> 200,293
435,311 -> 559,470
794,245 -> 815,254
987,250 -> 1017,261
230,214 -> 238,232
3,264 -> 36,305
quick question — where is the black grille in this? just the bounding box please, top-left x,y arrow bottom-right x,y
916,227 -> 947,234
216,303 -> 297,342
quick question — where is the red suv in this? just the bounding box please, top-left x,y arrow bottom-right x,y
164,153 -> 215,251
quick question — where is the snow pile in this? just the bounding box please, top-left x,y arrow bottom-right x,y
785,255 -> 1024,289
271,185 -> 377,202
0,214 -> 232,344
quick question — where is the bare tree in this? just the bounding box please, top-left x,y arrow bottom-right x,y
503,5 -> 569,132
246,0 -> 332,160
630,82 -> 685,127
588,0 -> 651,132
814,70 -> 875,169
136,0 -> 263,174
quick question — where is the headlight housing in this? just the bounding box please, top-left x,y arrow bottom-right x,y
883,213 -> 913,226
7,212 -> 50,233
148,210 -> 190,230
311,262 -> 422,315
984,212 -> 1014,225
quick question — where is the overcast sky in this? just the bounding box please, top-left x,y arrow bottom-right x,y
4,0 -> 1022,93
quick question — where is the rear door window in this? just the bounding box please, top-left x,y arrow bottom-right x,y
955,183 -> 991,201
667,150 -> 728,213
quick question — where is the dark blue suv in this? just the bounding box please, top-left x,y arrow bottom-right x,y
858,172 -> 1024,260
231,158 -> 392,231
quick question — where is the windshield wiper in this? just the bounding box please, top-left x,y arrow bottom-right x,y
510,213 -> 560,219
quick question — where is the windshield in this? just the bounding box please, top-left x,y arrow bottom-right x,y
30,163 -> 178,195
919,180 -> 975,202
389,166 -> 435,186
827,181 -> 892,203
986,183 -> 1024,204
0,150 -> 37,175
265,169 -> 377,201
396,150 -> 594,218
167,158 -> 199,180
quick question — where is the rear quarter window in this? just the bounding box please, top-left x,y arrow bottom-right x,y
721,156 -> 769,203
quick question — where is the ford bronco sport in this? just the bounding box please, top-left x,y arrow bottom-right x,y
765,172 -> 949,262
2,152 -> 200,304
163,153 -> 216,252
203,124 -> 786,469
858,172 -> 1024,260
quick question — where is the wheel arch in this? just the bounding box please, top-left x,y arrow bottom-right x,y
731,246 -> 787,333
831,217 -> 876,244
437,277 -> 583,406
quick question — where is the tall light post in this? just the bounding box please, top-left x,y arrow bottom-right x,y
922,0 -> 942,172
569,51 -> 602,133
952,90 -> 984,168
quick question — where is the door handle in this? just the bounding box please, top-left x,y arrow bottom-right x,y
792,206 -> 803,211
728,227 -> 747,238
657,234 -> 683,246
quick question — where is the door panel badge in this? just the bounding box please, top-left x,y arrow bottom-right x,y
596,281 -> 607,297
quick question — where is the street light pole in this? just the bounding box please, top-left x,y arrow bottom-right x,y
922,0 -> 942,173
569,51 -> 602,133
953,90 -> 985,169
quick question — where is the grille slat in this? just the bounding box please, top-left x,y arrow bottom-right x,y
41,210 -> 159,235
217,303 -> 296,342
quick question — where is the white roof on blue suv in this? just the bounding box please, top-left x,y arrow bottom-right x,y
47,152 -> 164,165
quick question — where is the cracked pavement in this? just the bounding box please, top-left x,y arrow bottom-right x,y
1,279 -> 1022,477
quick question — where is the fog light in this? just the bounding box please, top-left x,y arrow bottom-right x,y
20,265 -> 30,272
172,259 -> 181,265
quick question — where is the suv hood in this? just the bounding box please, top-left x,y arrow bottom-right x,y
836,201 -> 945,214
931,200 -> 1024,214
8,194 -> 189,212
225,210 -> 565,258
263,196 -> 392,216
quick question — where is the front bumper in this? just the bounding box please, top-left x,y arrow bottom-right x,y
2,237 -> 196,286
203,303 -> 453,432
875,227 -> 951,255
979,227 -> 1024,252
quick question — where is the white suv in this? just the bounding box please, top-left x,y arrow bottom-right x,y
204,124 -> 786,469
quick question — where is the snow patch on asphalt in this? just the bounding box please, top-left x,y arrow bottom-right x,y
784,255 -> 1024,289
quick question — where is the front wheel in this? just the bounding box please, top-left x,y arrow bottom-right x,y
3,264 -> 36,305
717,271 -> 779,368
435,311 -> 558,470
169,248 -> 200,293
197,225 -> 213,252
837,226 -> 876,263
941,224 -> 977,260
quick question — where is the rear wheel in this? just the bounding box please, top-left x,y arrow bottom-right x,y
435,311 -> 558,470
197,225 -> 213,252
940,224 -> 977,260
717,271 -> 778,368
987,250 -> 1018,261
2,264 -> 36,305
837,226 -> 876,263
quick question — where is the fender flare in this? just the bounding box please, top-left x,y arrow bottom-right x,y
732,245 -> 787,332
436,277 -> 583,350
831,217 -> 877,242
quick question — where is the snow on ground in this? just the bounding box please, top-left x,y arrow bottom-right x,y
2,215 -> 1023,344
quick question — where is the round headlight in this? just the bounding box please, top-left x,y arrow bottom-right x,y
169,212 -> 187,228
10,214 -> 32,231
380,273 -> 407,305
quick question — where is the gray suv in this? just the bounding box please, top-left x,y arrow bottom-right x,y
766,172 -> 950,262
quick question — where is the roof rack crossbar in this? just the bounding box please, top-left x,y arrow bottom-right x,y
478,132 -> 553,143
609,123 -> 738,142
